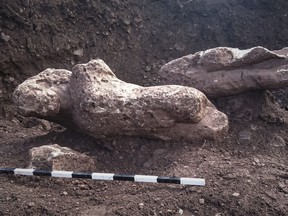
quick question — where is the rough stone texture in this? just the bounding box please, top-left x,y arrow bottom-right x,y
13,59 -> 228,141
13,68 -> 72,117
159,46 -> 288,98
12,68 -> 75,127
27,144 -> 95,172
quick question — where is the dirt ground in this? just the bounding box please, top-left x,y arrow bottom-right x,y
0,91 -> 288,216
0,0 -> 288,215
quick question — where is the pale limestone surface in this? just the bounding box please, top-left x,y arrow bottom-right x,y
13,59 -> 228,141
28,144 -> 95,172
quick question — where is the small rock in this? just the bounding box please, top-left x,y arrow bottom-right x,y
11,118 -> 20,124
79,184 -> 88,190
138,203 -> 144,209
134,17 -> 143,23
62,191 -> 68,196
250,124 -> 260,131
238,130 -> 252,142
28,202 -> 35,207
122,18 -> 131,25
145,65 -> 151,72
278,182 -> 288,194
5,76 -> 15,84
199,198 -> 205,205
269,135 -> 286,147
40,120 -> 52,131
178,208 -> 184,215
253,157 -> 260,164
154,197 -> 161,202
232,192 -> 240,197
73,48 -> 84,57
1,32 -> 11,42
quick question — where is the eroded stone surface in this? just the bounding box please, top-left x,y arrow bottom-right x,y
28,144 -> 95,172
13,68 -> 72,117
13,59 -> 228,141
12,68 -> 76,127
159,46 -> 288,98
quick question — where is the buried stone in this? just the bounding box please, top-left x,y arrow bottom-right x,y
13,59 -> 228,141
27,144 -> 95,172
159,46 -> 288,98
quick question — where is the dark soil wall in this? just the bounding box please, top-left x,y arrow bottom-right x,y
1,0 -> 288,100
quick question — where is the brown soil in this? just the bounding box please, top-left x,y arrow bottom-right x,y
0,1 -> 288,215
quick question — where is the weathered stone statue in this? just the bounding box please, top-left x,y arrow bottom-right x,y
13,59 -> 228,142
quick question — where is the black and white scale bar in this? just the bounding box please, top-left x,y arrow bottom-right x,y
0,168 -> 205,186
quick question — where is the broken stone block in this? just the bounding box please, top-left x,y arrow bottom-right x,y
13,59 -> 228,142
159,46 -> 288,98
27,144 -> 95,172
